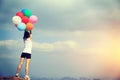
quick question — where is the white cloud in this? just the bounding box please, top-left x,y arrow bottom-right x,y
33,41 -> 54,52
0,39 -> 79,53
1,29 -> 120,55
0,53 -> 18,59
33,40 -> 79,52
0,40 -> 22,49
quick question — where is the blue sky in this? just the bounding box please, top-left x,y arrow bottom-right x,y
1,0 -> 120,79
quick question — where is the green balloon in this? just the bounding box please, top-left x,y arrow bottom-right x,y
24,9 -> 32,17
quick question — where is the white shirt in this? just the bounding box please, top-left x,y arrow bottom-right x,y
22,38 -> 32,54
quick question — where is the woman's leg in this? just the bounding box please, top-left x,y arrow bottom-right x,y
25,59 -> 31,76
16,58 -> 25,74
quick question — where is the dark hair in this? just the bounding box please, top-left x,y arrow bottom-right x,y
23,31 -> 30,39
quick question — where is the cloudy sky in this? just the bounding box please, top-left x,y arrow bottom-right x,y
1,0 -> 120,79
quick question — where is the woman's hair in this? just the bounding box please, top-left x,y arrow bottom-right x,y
23,31 -> 30,40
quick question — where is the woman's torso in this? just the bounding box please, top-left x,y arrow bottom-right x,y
22,38 -> 32,54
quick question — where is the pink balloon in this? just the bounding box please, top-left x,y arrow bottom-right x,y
29,15 -> 38,24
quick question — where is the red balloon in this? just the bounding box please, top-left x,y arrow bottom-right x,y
16,12 -> 24,18
21,16 -> 29,24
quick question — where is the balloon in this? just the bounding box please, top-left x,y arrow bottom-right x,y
16,12 -> 24,18
13,9 -> 37,31
17,23 -> 26,31
22,9 -> 32,17
21,16 -> 29,24
26,22 -> 34,30
21,9 -> 27,13
12,16 -> 21,24
29,15 -> 38,24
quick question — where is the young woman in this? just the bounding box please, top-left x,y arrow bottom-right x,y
15,30 -> 32,80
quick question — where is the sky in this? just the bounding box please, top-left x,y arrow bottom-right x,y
1,0 -> 120,79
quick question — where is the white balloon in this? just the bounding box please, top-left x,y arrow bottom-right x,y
12,16 -> 21,24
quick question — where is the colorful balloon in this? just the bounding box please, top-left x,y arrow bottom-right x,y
13,9 -> 38,31
16,12 -> 24,18
17,23 -> 26,31
21,16 -> 29,24
21,9 -> 27,13
23,9 -> 32,17
26,22 -> 34,30
12,16 -> 22,24
29,15 -> 38,24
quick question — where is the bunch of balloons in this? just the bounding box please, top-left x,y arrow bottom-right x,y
12,9 -> 38,31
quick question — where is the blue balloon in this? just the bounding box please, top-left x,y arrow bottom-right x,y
21,9 -> 27,14
17,23 -> 26,31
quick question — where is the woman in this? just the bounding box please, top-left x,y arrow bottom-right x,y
15,30 -> 32,80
